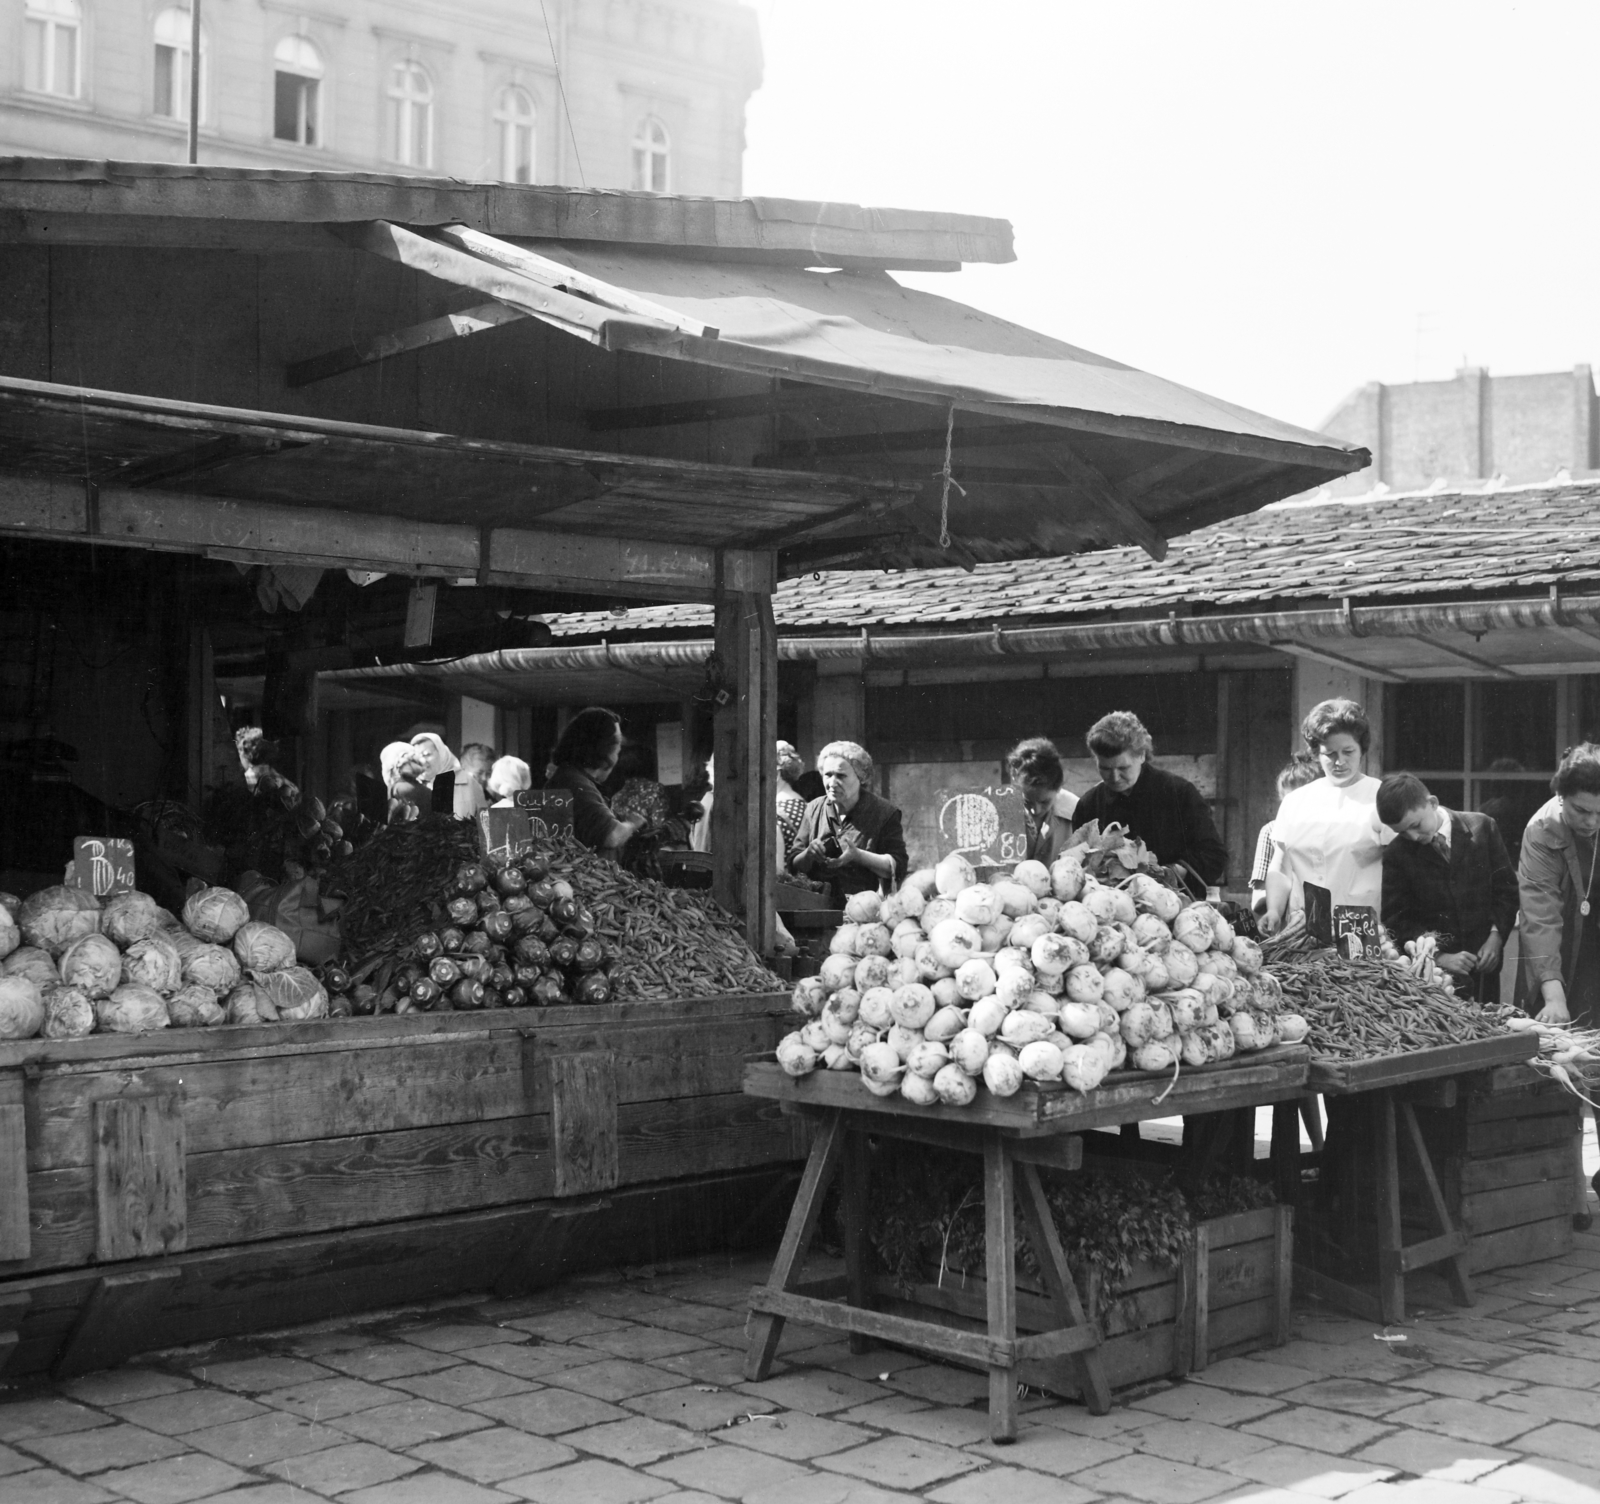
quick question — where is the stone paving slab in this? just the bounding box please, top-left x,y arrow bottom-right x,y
4,1232 -> 1600,1504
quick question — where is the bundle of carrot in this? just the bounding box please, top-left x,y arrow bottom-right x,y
1505,1015 -> 1600,1107
1267,951 -> 1508,1060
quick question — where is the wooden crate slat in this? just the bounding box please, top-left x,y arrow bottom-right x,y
1460,1178 -> 1575,1237
1458,1142 -> 1579,1197
92,1096 -> 185,1262
29,1014 -> 784,1171
549,1051 -> 619,1198
1308,1034 -> 1536,1094
1464,1214 -> 1576,1275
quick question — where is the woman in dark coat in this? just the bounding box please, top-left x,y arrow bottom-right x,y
789,740 -> 908,904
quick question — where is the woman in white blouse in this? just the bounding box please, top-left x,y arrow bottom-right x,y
1262,698 -> 1391,933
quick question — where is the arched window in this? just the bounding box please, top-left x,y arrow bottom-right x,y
152,7 -> 206,122
386,59 -> 433,168
495,86 -> 535,184
273,35 -> 322,146
631,116 -> 670,193
23,0 -> 81,99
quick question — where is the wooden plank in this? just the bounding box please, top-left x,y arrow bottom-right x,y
93,1096 -> 185,1262
0,1293 -> 30,1380
1038,444 -> 1168,562
1292,1262 -> 1385,1324
1012,1325 -> 1101,1362
983,1134 -> 1019,1440
1210,1294 -> 1280,1360
549,1052 -> 619,1198
1464,1214 -> 1574,1275
1273,1206 -> 1294,1346
841,1131 -> 871,1355
1460,1178 -> 1575,1236
1397,1098 -> 1472,1306
1396,1229 -> 1470,1274
52,1268 -> 181,1378
287,301 -> 529,388
0,1098 -> 29,1262
750,1287 -> 1012,1368
0,470 -> 775,607
1466,1114 -> 1580,1157
1459,1142 -> 1578,1196
1310,1034 -> 1536,1094
1373,1094 -> 1405,1324
1189,1222 -> 1211,1373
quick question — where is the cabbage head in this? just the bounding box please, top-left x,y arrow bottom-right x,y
18,886 -> 101,956
97,984 -> 169,1033
124,935 -> 184,995
58,934 -> 122,999
0,909 -> 18,963
2,946 -> 58,989
233,922 -> 296,973
0,892 -> 20,919
183,944 -> 240,993
224,981 -> 274,1025
101,891 -> 164,949
0,977 -> 43,1039
167,982 -> 224,1028
41,983 -> 95,1040
183,887 -> 250,944
253,965 -> 327,1022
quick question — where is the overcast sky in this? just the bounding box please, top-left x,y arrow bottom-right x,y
741,0 -> 1600,434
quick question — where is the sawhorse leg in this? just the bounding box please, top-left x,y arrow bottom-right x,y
1396,1097 -> 1473,1310
1015,1157 -> 1113,1417
841,1127 -> 872,1355
745,1109 -> 846,1381
982,1133 -> 1018,1442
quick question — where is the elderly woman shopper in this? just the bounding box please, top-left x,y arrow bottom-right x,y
486,756 -> 532,809
1263,698 -> 1390,934
790,740 -> 908,903
1518,743 -> 1600,1027
1007,737 -> 1078,865
545,707 -> 643,855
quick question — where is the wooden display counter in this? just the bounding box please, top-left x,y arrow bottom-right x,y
0,994 -> 799,1379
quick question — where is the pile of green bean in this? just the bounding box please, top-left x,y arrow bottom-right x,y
1269,952 -> 1507,1060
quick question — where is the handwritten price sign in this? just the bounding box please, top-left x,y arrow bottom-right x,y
478,790 -> 575,863
72,838 -> 136,897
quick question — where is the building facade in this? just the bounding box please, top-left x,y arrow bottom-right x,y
3,0 -> 761,193
1318,365 -> 1599,497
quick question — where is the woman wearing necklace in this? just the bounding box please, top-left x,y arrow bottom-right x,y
1518,743 -> 1600,1027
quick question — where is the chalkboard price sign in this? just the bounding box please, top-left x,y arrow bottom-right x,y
478,790 -> 576,863
934,782 -> 1030,867
72,838 -> 136,897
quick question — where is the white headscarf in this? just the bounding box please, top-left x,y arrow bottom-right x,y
380,741 -> 424,793
487,756 -> 532,802
408,732 -> 460,788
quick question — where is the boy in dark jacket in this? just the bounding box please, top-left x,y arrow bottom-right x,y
1377,773 -> 1518,1002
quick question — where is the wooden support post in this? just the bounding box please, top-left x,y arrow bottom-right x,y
712,574 -> 778,953
841,1128 -> 872,1354
1270,1100 -> 1301,1206
745,1109 -> 846,1381
0,1068 -> 29,1263
1189,1221 -> 1212,1372
1273,1204 -> 1294,1345
1374,1092 -> 1405,1324
982,1133 -> 1019,1442
93,1096 -> 186,1262
53,1268 -> 182,1379
1397,1099 -> 1473,1308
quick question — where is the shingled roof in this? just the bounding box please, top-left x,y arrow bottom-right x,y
546,478 -> 1600,640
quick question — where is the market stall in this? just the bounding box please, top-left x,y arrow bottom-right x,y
0,159 -> 1368,1379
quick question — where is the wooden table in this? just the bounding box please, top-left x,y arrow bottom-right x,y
743,1045 -> 1310,1441
1282,1034 -> 1537,1325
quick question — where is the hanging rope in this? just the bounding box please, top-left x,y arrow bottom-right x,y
934,403 -> 966,549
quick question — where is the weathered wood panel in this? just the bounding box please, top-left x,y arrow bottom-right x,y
26,1014 -> 782,1171
1465,1214 -> 1574,1275
1460,1178 -> 1574,1238
0,1099 -> 28,1263
92,1097 -> 185,1262
549,1052 -> 619,1198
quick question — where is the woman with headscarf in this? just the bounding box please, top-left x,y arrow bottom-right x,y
545,707 -> 642,854
487,756 -> 533,809
776,742 -> 808,854
789,740 -> 908,904
380,741 -> 428,825
408,732 -> 460,815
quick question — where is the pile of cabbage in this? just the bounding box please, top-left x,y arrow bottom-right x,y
0,883 -> 326,1040
777,850 -> 1307,1107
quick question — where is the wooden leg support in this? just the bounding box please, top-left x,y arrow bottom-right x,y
53,1268 -> 182,1379
1374,1092 -> 1406,1324
745,1109 -> 847,1382
982,1134 -> 1019,1443
1015,1158 -> 1112,1415
1396,1099 -> 1473,1309
841,1128 -> 872,1355
1270,1101 -> 1301,1206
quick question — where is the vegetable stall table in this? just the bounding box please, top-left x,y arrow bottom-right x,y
742,1044 -> 1309,1442
1278,1033 -> 1539,1325
0,993 -> 802,1380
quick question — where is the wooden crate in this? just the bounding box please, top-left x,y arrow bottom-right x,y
0,994 -> 800,1377
1409,1064 -> 1582,1275
873,1205 -> 1292,1398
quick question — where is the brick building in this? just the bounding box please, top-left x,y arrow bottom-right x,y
3,0 -> 761,193
1318,365 -> 1599,497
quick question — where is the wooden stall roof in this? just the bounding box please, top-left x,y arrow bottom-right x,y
0,376 -> 911,601
0,160 -> 1368,573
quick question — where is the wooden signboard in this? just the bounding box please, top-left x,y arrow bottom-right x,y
71,838 -> 136,898
478,790 -> 575,863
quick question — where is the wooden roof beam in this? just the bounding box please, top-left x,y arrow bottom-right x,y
1036,446 -> 1167,563
1269,639 -> 1407,684
287,301 -> 528,388
1413,635 -> 1517,679
761,419 -> 1058,463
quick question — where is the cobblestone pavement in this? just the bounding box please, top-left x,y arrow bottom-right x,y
4,1226 -> 1600,1504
